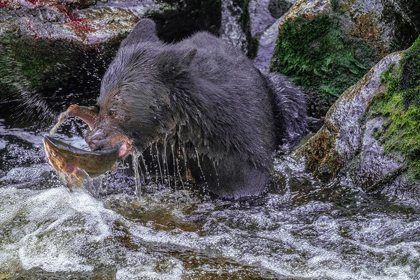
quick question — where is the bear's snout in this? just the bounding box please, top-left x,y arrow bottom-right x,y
86,129 -> 107,150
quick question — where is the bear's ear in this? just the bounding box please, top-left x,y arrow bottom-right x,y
121,19 -> 158,47
157,48 -> 197,79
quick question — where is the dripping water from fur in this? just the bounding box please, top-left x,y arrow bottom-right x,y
154,143 -> 164,185
131,149 -> 145,198
130,139 -> 184,196
171,143 -> 177,187
195,148 -> 209,189
173,144 -> 186,188
163,135 -> 170,186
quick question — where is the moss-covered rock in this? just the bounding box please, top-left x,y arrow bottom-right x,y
0,33 -> 83,98
270,0 -> 420,102
0,1 -> 153,102
270,14 -> 376,99
369,37 -> 420,181
292,51 -> 406,188
289,36 -> 420,204
0,31 -> 121,126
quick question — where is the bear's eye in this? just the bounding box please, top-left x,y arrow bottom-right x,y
108,110 -> 117,118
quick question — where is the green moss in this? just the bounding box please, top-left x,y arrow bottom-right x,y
370,36 -> 420,181
331,0 -> 343,13
399,37 -> 420,107
0,32 -> 81,98
270,14 -> 376,100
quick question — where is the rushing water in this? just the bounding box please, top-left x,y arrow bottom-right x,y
0,118 -> 420,280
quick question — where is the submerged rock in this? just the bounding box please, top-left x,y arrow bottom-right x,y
291,36 -> 420,205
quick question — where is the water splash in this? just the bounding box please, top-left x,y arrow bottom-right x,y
1,125 -> 420,279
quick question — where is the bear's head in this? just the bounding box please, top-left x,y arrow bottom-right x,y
85,19 -> 197,159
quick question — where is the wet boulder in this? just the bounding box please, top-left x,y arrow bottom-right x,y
0,0 -> 222,115
218,0 -> 258,58
248,0 -> 295,39
251,0 -> 296,73
0,0 -> 158,106
219,0 -> 296,62
291,36 -> 420,205
270,0 -> 420,113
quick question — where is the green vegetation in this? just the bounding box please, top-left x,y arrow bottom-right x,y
370,36 -> 420,180
270,14 -> 376,99
331,0 -> 340,12
0,32 -> 81,98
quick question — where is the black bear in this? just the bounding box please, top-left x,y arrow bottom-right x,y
84,19 -> 307,199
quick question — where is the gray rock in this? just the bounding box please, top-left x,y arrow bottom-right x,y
252,0 -> 296,72
289,50 -> 420,203
0,0 -> 159,45
219,0 -> 247,50
254,16 -> 283,73
248,0 -> 276,38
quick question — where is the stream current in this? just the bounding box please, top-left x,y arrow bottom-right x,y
0,117 -> 419,280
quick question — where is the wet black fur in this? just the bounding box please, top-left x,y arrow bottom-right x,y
92,19 -> 307,199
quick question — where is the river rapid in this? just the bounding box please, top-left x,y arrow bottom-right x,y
0,116 -> 419,280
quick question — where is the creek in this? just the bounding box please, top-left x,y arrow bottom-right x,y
0,115 -> 419,279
